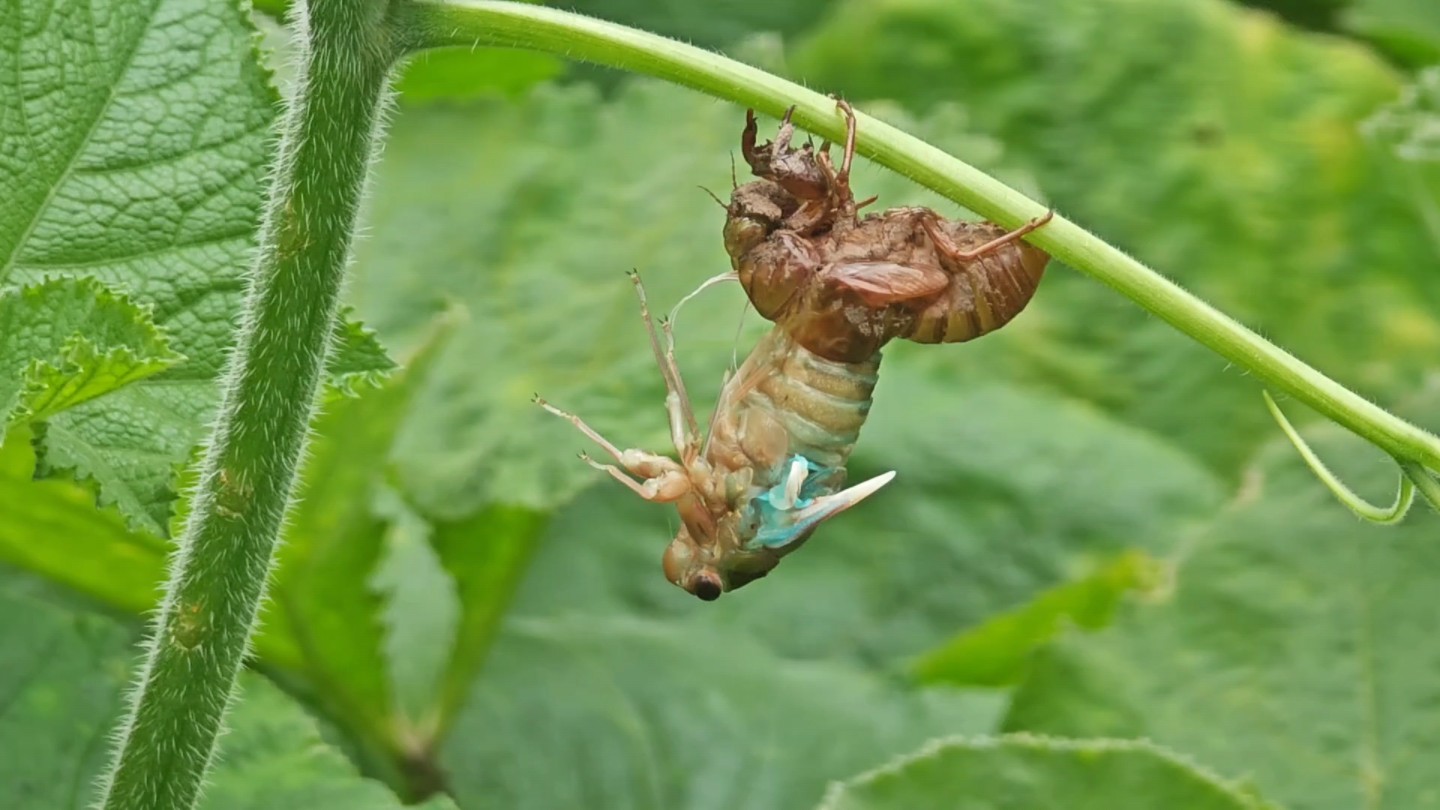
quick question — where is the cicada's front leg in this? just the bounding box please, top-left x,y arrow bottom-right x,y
533,396 -> 692,503
533,269 -> 719,503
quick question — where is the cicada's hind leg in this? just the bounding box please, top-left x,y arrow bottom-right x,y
921,209 -> 1055,263
532,396 -> 691,503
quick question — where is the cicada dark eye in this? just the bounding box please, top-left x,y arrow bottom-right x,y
691,572 -> 723,601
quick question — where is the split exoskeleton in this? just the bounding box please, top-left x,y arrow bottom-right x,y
538,101 -> 1053,601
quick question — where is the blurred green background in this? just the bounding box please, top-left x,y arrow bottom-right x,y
3,0 -> 1440,807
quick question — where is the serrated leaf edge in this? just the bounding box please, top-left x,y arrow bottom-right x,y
815,733 -> 1276,810
15,335 -> 184,426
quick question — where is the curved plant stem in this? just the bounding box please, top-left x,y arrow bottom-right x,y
97,1 -> 400,807
1264,391 -> 1414,524
394,0 -> 1440,481
1402,461 -> 1440,513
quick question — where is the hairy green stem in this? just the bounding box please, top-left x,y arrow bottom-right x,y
97,2 -> 399,807
397,0 -> 1440,475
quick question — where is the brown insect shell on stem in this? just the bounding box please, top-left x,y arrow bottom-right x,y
724,104 -> 1053,365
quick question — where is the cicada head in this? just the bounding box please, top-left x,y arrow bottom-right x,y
661,461 -> 898,601
723,180 -> 793,261
661,511 -> 781,601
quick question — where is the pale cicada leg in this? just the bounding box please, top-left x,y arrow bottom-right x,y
628,270 -> 701,459
662,273 -> 740,462
532,396 -> 690,503
921,210 -> 1055,262
657,272 -> 745,457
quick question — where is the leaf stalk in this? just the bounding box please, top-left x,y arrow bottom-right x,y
97,1 -> 401,807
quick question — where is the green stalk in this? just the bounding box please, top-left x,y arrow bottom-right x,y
395,0 -> 1440,475
97,1 -> 400,807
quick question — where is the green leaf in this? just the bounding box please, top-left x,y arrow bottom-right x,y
326,309 -> 399,397
371,487 -> 461,723
1344,0 -> 1440,64
0,426 -> 168,616
443,616 -> 1007,810
1364,67 -> 1440,259
0,0 -> 392,534
817,735 -> 1275,810
0,585 -> 451,809
791,0 -> 1440,478
1235,0 -> 1348,32
1002,410 -> 1440,810
559,0 -> 841,52
0,278 -> 181,428
911,551 -> 1165,688
268,321 -> 452,762
426,503 -> 547,737
204,676 -> 459,810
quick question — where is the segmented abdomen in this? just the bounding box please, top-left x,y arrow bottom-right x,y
708,328 -> 879,492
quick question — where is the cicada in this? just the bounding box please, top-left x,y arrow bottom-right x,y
537,101 -> 1052,600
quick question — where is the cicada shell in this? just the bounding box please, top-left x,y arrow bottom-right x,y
725,102 -> 1052,363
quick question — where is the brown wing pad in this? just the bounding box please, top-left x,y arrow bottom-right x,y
822,261 -> 949,308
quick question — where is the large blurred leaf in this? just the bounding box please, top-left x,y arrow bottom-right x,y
1001,402 -> 1440,810
818,736 -> 1274,810
911,550 -> 1165,688
395,48 -> 564,103
0,0 -> 391,534
791,0 -> 1440,477
1237,0 -> 1348,31
1344,0 -> 1440,65
205,675 -> 459,810
560,0 -> 839,53
444,616 -> 1005,810
1365,66 -> 1440,258
0,586 -> 452,809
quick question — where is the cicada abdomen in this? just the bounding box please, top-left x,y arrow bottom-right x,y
896,216 -> 1051,345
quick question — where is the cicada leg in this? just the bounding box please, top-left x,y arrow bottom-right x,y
921,210 -> 1055,263
628,270 -> 701,460
532,396 -> 691,503
833,97 -> 858,183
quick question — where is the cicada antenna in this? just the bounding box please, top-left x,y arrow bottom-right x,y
698,185 -> 727,210
729,151 -> 739,189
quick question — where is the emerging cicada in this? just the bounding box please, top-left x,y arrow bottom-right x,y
537,101 -> 1052,600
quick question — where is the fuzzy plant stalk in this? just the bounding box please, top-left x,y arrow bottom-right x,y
96,1 -> 399,807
